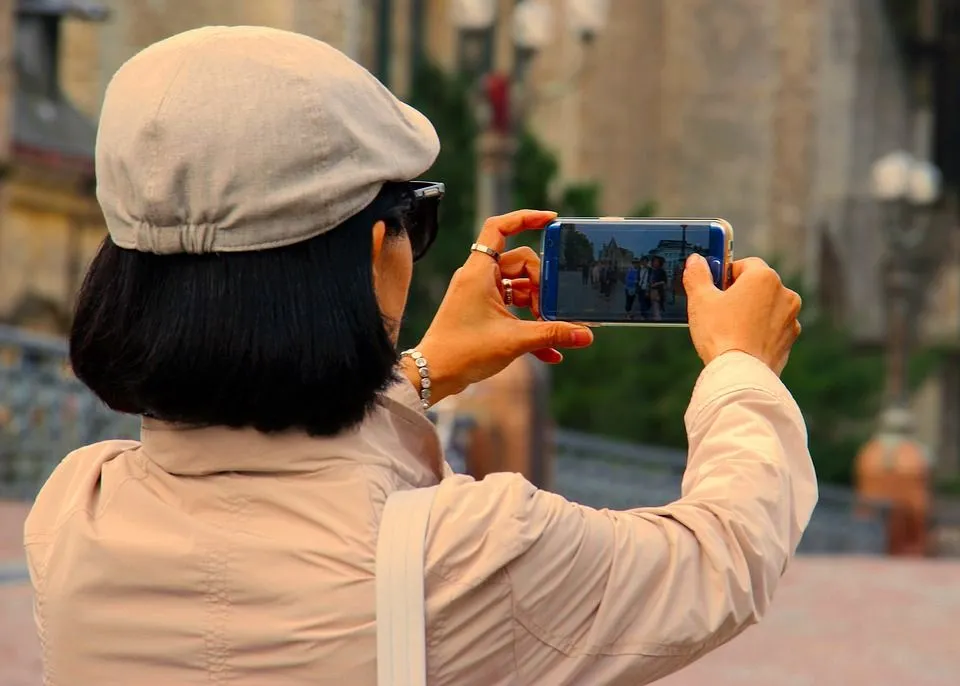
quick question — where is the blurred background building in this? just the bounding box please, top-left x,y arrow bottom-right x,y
2,1 -> 960,683
2,0 -> 959,473
0,0 -> 958,530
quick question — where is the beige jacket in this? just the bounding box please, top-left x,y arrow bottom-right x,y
24,351 -> 817,686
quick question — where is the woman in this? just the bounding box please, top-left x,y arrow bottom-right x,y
649,255 -> 669,321
25,27 -> 815,685
672,259 -> 686,305
624,261 -> 640,316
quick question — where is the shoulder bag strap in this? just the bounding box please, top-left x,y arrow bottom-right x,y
376,485 -> 441,686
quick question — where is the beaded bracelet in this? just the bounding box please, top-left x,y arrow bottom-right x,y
400,349 -> 432,410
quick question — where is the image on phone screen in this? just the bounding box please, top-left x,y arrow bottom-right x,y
549,222 -> 719,324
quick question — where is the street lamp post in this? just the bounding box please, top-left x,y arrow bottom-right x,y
446,0 -> 608,488
870,151 -> 942,425
451,0 -> 609,223
856,150 -> 943,556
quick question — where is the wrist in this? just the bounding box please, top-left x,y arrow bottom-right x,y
399,341 -> 461,409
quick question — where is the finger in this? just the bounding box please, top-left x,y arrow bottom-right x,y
498,277 -> 532,299
682,254 -> 719,299
498,278 -> 540,317
730,257 -> 775,281
500,246 -> 541,286
505,278 -> 532,292
515,320 -> 593,354
509,287 -> 541,317
509,288 -> 533,309
532,348 -> 564,364
787,290 -> 803,318
470,210 -> 557,262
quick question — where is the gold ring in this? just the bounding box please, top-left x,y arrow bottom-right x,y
502,278 -> 514,306
470,242 -> 500,262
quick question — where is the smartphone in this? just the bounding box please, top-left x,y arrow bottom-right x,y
539,218 -> 734,326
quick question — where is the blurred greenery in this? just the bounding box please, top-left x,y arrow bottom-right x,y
399,61 -> 479,345
402,59 -> 937,486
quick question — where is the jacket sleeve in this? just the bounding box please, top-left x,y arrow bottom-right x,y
506,351 -> 818,686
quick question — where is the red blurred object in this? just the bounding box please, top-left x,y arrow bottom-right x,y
483,73 -> 511,134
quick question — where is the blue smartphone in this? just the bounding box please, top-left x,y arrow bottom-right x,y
539,218 -> 734,326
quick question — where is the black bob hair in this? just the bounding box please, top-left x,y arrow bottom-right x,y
70,183 -> 414,437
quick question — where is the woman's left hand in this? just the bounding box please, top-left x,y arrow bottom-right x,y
403,210 -> 594,406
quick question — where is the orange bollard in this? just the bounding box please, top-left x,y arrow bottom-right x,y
855,411 -> 931,556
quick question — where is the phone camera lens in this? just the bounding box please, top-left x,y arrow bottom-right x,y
546,239 -> 554,248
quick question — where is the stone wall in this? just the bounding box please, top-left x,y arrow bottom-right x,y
0,0 -> 12,166
525,0 -> 823,272
59,0 -> 358,118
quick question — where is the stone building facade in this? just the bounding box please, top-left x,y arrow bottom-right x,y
59,0 -> 370,120
2,0 -> 958,472
414,0 -> 959,474
0,1 -> 107,334
0,0 -> 11,170
26,0 -> 950,331
0,0 -> 370,334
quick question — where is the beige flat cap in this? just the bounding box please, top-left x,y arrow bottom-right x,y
96,26 -> 440,254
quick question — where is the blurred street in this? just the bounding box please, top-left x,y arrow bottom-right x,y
557,270 -> 615,316
557,270 -> 689,320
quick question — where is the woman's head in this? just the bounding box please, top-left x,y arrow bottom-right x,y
72,182 -> 438,436
73,27 -> 443,436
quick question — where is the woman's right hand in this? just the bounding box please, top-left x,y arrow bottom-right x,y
405,210 -> 594,407
683,255 -> 802,375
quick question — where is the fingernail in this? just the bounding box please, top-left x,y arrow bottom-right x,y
571,328 -> 593,347
687,253 -> 705,266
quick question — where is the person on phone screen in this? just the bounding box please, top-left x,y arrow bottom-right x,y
649,255 -> 668,320
624,261 -> 640,316
637,255 -> 652,319
673,259 -> 686,306
24,27 -> 816,686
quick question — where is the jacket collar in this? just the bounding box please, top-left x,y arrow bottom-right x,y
139,376 -> 446,485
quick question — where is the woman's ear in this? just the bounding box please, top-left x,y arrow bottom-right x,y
371,220 -> 386,265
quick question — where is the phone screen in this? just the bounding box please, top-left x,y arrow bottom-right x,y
544,221 -> 724,324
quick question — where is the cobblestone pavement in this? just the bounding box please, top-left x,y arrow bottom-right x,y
658,556 -> 960,686
0,584 -> 40,686
556,271 -> 687,321
1,501 -> 36,686
2,497 -> 958,685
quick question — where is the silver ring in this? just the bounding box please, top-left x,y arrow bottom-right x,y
502,278 -> 514,306
470,242 -> 500,262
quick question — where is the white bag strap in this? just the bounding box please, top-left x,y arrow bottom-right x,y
376,485 -> 440,686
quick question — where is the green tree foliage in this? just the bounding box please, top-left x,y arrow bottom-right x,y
399,62 -> 479,347
562,230 -> 593,269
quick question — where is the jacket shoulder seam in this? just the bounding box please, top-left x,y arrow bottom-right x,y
24,457 -> 150,541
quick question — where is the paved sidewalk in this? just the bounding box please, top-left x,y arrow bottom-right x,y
0,584 -> 40,686
659,557 -> 959,686
1,501 -> 37,686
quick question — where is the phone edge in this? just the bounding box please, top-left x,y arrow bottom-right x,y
539,221 -> 562,322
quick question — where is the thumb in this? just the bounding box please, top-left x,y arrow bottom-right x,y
683,254 -> 718,298
518,321 -> 594,353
